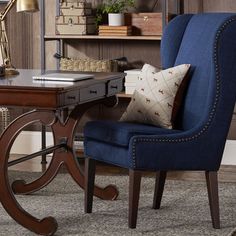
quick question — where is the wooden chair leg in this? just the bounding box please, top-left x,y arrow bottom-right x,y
205,171 -> 220,229
129,169 -> 142,229
84,158 -> 96,213
153,171 -> 167,209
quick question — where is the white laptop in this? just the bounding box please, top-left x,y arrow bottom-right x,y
33,73 -> 94,82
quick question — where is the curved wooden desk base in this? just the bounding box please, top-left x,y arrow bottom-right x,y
0,97 -> 119,235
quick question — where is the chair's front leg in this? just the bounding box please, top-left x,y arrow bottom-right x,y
205,171 -> 220,229
129,169 -> 142,228
84,158 -> 96,213
153,171 -> 167,209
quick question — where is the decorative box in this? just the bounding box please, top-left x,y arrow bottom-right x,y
59,1 -> 92,16
59,0 -> 92,8
125,13 -> 171,36
56,15 -> 95,25
56,15 -> 96,35
56,24 -> 96,35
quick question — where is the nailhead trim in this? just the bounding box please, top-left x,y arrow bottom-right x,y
131,17 -> 236,168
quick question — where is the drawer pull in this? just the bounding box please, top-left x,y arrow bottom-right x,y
89,90 -> 97,94
68,18 -> 73,26
111,85 -> 118,89
67,96 -> 76,100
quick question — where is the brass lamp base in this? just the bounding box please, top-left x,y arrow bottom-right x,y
4,67 -> 19,76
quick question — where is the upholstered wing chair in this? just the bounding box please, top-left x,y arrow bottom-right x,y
83,13 -> 236,229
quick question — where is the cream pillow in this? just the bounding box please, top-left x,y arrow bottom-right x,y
120,63 -> 191,129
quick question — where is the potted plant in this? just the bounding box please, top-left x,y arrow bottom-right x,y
96,0 -> 135,27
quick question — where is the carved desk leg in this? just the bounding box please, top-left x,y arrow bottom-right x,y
12,97 -> 119,200
52,100 -> 119,200
0,110 -> 58,235
0,97 -> 119,234
64,97 -> 119,200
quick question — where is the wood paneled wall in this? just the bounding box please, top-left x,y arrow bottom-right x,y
184,0 -> 236,13
0,3 -> 40,70
203,0 -> 236,12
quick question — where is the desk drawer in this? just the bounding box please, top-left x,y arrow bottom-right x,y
80,83 -> 106,102
64,90 -> 79,106
107,79 -> 123,96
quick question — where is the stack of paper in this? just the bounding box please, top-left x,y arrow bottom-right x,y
124,69 -> 141,94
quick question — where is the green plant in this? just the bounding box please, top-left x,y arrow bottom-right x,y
95,0 -> 135,27
95,4 -> 106,27
103,0 -> 135,13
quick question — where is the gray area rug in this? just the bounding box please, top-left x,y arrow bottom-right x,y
0,171 -> 236,236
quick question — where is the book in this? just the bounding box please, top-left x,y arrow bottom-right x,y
33,73 -> 94,82
99,25 -> 132,31
124,69 -> 141,82
98,25 -> 132,36
99,30 -> 132,34
125,86 -> 136,94
125,82 -> 137,87
125,75 -> 140,83
99,32 -> 132,36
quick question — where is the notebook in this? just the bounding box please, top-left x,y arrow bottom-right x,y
33,73 -> 94,82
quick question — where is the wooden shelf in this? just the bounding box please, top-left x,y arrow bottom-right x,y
44,35 -> 162,41
117,92 -> 132,98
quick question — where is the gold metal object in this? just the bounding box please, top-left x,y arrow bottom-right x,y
143,16 -> 149,21
0,0 -> 39,76
17,0 -> 39,13
0,0 -> 38,127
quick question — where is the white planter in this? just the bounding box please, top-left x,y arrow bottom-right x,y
108,13 -> 124,26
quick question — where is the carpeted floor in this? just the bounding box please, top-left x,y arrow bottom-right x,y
0,171 -> 236,236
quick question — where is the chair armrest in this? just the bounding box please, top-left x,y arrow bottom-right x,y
130,128 -> 201,144
128,128 -> 223,171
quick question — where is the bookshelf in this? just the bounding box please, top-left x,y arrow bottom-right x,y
40,0 -> 182,70
44,35 -> 162,41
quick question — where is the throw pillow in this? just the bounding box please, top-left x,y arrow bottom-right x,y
120,63 -> 191,129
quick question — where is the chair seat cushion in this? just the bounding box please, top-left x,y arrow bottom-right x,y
84,120 -> 181,147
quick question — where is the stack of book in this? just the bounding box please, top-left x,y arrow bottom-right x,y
124,69 -> 141,94
99,25 -> 132,36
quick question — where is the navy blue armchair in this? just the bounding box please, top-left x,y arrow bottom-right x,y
83,13 -> 236,229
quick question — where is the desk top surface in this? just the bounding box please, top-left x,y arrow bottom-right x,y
0,69 -> 125,109
0,69 -> 125,91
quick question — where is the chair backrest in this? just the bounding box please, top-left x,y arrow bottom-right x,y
161,13 -> 236,138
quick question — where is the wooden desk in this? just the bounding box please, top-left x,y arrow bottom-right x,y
0,70 -> 124,235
